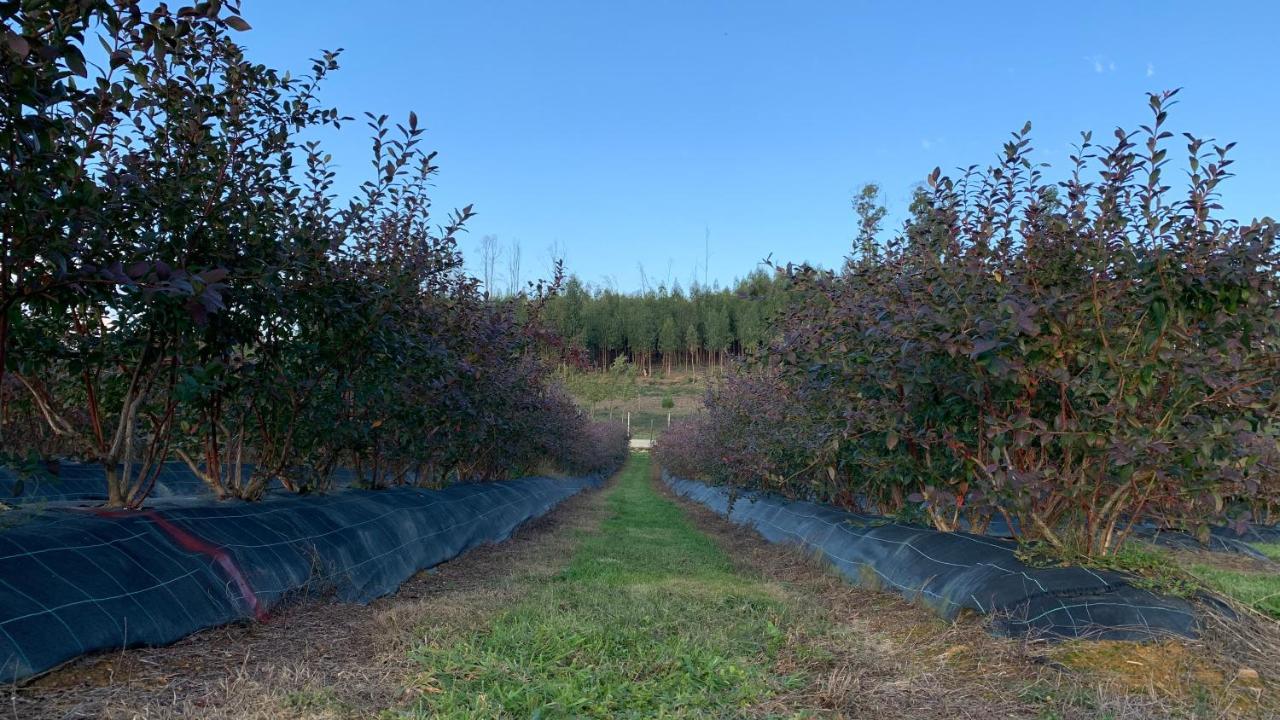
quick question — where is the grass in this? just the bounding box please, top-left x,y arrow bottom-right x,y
283,688 -> 349,714
567,368 -> 708,441
400,454 -> 1268,719
394,456 -> 1280,718
1022,537 -> 1280,621
1113,540 -> 1280,621
400,453 -> 805,718
1250,542 -> 1280,562
19,451 -> 1276,718
400,455 -> 795,716
1184,542 -> 1280,619
1186,563 -> 1280,619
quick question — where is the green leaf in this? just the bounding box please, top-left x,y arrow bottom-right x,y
64,46 -> 87,77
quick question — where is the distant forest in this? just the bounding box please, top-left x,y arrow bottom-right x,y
537,184 -> 891,374
542,270 -> 790,374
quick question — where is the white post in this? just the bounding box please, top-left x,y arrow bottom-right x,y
626,411 -> 631,435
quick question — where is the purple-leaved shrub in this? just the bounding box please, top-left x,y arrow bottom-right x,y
658,92 -> 1280,555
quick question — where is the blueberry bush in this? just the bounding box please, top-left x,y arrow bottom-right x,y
0,1 -> 624,505
657,92 -> 1280,555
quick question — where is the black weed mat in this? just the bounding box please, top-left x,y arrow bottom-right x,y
666,474 -> 1198,641
0,473 -> 604,682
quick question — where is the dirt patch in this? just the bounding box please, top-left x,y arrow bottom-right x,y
655,472 -> 1277,719
1054,640 -> 1224,694
6,481 -> 613,720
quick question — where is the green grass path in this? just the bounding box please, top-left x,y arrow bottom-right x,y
402,453 -> 810,719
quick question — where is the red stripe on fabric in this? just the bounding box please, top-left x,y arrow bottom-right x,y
92,508 -> 266,621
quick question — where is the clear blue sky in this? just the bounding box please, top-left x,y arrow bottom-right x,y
239,1 -> 1278,292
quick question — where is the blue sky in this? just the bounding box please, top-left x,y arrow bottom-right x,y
239,1 -> 1278,292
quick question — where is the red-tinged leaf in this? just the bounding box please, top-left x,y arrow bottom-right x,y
185,298 -> 209,324
970,338 -> 1001,358
225,15 -> 252,31
6,32 -> 30,59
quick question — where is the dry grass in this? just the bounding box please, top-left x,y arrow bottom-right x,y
655,467 -> 1280,719
657,477 -> 1048,719
13,459 -> 1280,719
6,481 -> 613,720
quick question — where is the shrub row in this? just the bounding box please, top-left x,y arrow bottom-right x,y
0,2 -> 624,505
657,92 -> 1280,556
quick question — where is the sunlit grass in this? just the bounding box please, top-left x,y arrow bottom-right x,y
1249,542 -> 1280,562
1185,563 -> 1280,619
401,454 -> 801,718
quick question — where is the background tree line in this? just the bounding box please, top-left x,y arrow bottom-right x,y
540,271 -> 790,374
